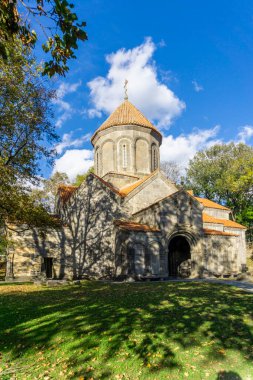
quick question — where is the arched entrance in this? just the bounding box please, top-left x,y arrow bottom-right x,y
168,236 -> 191,278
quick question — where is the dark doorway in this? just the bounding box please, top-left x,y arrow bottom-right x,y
0,258 -> 6,280
44,258 -> 53,279
168,236 -> 191,277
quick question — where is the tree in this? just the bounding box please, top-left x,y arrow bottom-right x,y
73,167 -> 94,186
160,161 -> 182,184
32,171 -> 70,211
0,41 -> 59,242
0,0 -> 87,77
186,143 -> 253,224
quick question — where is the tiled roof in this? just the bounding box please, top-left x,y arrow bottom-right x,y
91,100 -> 161,141
114,220 -> 160,232
203,228 -> 239,236
195,197 -> 230,211
119,170 -> 159,196
202,213 -> 224,224
92,174 -> 122,196
203,213 -> 246,229
222,219 -> 247,229
58,185 -> 78,203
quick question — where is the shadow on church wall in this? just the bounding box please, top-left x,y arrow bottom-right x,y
30,175 -> 127,280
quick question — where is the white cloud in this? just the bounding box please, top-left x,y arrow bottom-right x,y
85,108 -> 103,119
56,82 -> 81,98
160,126 -> 220,170
237,125 -> 253,143
192,80 -> 203,92
53,81 -> 82,128
87,37 -> 185,128
55,131 -> 91,154
53,149 -> 94,181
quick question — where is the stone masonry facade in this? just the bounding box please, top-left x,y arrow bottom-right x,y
5,100 -> 247,281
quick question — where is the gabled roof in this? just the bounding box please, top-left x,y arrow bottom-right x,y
118,170 -> 159,197
58,174 -> 122,204
203,228 -> 239,237
132,188 -> 201,216
91,174 -> 123,196
91,100 -> 161,142
195,197 -> 230,211
202,213 -> 224,224
114,220 -> 160,232
203,213 -> 246,229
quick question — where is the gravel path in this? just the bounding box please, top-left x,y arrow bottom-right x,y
169,278 -> 253,293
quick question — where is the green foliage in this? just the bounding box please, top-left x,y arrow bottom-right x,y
187,143 -> 253,225
0,41 -> 59,231
73,166 -> 94,186
0,282 -> 252,379
32,171 -> 70,211
0,40 -> 58,178
0,0 -> 87,77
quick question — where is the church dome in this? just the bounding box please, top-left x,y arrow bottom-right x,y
91,99 -> 162,181
91,100 -> 161,143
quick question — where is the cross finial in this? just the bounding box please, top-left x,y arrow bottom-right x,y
124,79 -> 128,100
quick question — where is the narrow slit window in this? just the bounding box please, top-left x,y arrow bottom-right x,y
152,146 -> 157,170
96,151 -> 99,174
122,144 -> 127,169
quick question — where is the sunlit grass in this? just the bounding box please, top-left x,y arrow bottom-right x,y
0,281 -> 253,379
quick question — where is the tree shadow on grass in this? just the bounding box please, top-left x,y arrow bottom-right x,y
216,371 -> 242,380
0,282 -> 253,379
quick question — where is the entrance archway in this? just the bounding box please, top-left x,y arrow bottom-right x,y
168,236 -> 191,277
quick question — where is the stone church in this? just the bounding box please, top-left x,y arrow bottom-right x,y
5,99 -> 247,281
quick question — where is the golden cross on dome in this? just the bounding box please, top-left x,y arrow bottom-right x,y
124,79 -> 128,100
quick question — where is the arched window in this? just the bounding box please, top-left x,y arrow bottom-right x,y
151,144 -> 158,171
150,242 -> 160,275
122,144 -> 127,169
127,243 -> 146,275
96,151 -> 99,174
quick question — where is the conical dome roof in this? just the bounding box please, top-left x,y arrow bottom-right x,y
91,100 -> 161,142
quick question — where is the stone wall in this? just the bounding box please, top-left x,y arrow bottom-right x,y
203,235 -> 239,275
92,125 -> 161,178
5,226 -> 74,280
203,207 -> 231,219
6,174 -> 129,281
115,229 -> 166,279
134,190 -> 203,235
103,172 -> 140,189
223,228 -> 246,269
56,174 -> 128,279
124,173 -> 178,214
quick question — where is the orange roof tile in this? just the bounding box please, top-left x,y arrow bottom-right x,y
202,213 -> 224,224
114,220 -> 160,232
91,100 -> 161,142
58,175 -> 122,204
203,213 -> 246,229
119,170 -> 158,196
222,219 -> 247,229
58,185 -> 78,203
195,197 -> 230,211
204,228 -> 239,236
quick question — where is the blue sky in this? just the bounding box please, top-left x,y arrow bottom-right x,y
41,0 -> 253,180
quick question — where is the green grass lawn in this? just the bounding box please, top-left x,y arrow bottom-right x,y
0,281 -> 253,380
